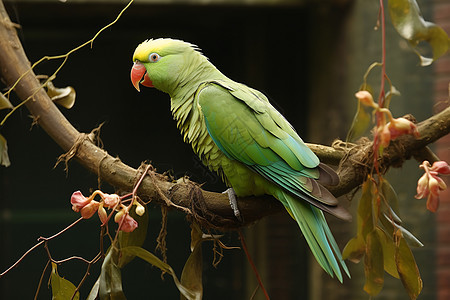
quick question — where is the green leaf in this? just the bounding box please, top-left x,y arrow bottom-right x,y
50,262 -> 80,300
395,230 -> 423,299
121,246 -> 198,300
374,226 -> 400,279
121,246 -> 171,273
389,0 -> 450,66
0,134 -> 10,167
118,204 -> 149,268
0,93 -> 13,110
99,246 -> 127,300
342,235 -> 365,263
363,230 -> 385,296
180,224 -> 203,300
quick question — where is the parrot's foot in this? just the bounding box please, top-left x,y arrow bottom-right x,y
223,188 -> 242,222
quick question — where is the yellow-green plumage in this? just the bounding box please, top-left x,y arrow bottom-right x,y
132,38 -> 350,281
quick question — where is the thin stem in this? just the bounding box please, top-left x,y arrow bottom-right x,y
52,256 -> 93,265
238,230 -> 270,300
39,217 -> 84,242
72,252 -> 103,300
34,260 -> 50,300
373,0 -> 388,175
0,0 -> 135,127
132,164 -> 152,198
0,217 -> 83,277
378,0 -> 387,109
0,240 -> 44,277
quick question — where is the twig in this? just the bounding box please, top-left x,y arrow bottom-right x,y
0,240 -> 44,277
72,252 -> 103,300
34,260 -> 50,300
0,0 -> 135,127
238,230 -> 270,300
0,217 -> 83,277
39,217 -> 84,242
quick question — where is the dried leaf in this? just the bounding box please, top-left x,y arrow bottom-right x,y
363,230 -> 385,296
0,93 -> 13,110
181,224 -> 204,300
99,246 -> 127,300
395,230 -> 423,299
0,134 -> 11,167
46,81 -> 76,109
50,262 -> 80,300
389,0 -> 450,66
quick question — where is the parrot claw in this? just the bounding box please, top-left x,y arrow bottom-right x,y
223,188 -> 242,222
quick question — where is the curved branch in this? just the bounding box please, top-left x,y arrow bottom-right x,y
0,2 -> 449,229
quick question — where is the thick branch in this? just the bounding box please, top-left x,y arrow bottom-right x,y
1,1 -> 449,229
0,1 -> 282,229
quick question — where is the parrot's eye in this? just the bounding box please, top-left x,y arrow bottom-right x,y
148,53 -> 161,63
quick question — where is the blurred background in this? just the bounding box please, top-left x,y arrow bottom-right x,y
0,0 -> 448,299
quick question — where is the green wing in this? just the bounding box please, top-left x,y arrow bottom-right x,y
197,81 -> 349,281
196,81 -> 339,208
204,80 -> 320,169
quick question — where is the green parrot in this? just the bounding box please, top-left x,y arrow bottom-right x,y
130,38 -> 351,281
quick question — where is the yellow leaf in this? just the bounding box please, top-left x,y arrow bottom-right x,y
395,230 -> 423,299
363,230 -> 385,296
343,177 -> 376,263
375,227 -> 400,279
342,236 -> 365,263
358,177 -> 375,239
50,262 -> 80,300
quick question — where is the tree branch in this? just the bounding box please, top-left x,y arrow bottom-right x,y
0,1 -> 449,229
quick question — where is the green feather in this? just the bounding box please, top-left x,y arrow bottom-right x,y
275,190 -> 347,282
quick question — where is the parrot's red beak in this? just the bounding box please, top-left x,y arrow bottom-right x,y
130,61 -> 153,92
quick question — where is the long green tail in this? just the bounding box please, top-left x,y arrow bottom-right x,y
275,189 -> 350,282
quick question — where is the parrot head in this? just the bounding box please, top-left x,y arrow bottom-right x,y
130,38 -> 207,95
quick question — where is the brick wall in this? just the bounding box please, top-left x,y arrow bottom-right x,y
433,1 -> 450,300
